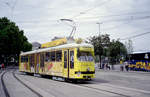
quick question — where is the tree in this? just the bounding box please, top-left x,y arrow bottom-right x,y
0,17 -> 32,66
125,39 -> 133,54
125,39 -> 133,61
109,39 -> 127,65
87,34 -> 110,68
87,34 -> 127,69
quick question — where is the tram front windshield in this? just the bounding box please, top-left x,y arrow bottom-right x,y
77,51 -> 94,62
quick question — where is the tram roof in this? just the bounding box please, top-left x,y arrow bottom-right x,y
20,43 -> 93,56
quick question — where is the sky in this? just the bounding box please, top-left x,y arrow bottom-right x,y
0,0 -> 150,52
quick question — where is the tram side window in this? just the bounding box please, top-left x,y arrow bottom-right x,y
29,56 -> 32,66
26,56 -> 28,62
40,53 -> 45,67
21,56 -> 24,62
50,51 -> 55,61
21,56 -> 28,62
64,51 -> 67,68
70,51 -> 74,69
29,55 -> 34,66
45,52 -> 51,62
56,51 -> 62,62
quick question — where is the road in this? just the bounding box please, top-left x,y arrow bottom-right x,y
0,68 -> 150,97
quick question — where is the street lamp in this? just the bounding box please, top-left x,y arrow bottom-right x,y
5,2 -> 17,20
96,22 -> 103,69
96,22 -> 103,36
60,19 -> 76,39
60,19 -> 73,22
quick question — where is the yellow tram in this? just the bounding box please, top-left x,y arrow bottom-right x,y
19,39 -> 95,81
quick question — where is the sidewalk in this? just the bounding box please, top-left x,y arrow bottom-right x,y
95,63 -> 150,74
96,67 -> 150,74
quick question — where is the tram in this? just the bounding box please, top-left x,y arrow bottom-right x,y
19,38 -> 95,81
129,52 -> 150,71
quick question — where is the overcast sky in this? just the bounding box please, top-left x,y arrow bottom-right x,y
0,0 -> 150,52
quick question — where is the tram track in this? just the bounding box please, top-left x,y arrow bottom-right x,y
16,72 -> 65,97
12,70 -> 43,97
1,71 -> 10,97
77,84 -> 131,97
1,68 -> 149,97
15,72 -> 131,97
1,69 -> 43,97
0,70 -> 2,74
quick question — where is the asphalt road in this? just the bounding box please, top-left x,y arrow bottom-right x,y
0,68 -> 150,97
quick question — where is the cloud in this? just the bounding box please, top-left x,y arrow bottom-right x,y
0,0 -> 150,52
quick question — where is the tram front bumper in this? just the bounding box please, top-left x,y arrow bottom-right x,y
75,73 -> 95,79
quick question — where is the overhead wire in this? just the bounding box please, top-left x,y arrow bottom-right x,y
78,15 -> 150,23
77,11 -> 150,19
103,20 -> 131,31
121,31 -> 150,40
66,0 -> 150,39
60,0 -> 150,39
1,0 -> 149,26
70,0 -> 113,19
1,0 -> 150,40
102,15 -> 150,30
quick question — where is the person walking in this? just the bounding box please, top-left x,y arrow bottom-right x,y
106,64 -> 110,70
1,63 -> 5,70
125,61 -> 129,71
120,60 -> 124,71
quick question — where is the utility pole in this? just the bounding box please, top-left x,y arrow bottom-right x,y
96,22 -> 102,69
96,22 -> 102,36
5,0 -> 18,20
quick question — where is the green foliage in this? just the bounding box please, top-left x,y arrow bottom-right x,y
87,34 -> 127,64
109,39 -> 127,57
109,39 -> 127,64
87,34 -> 110,56
0,17 -> 32,65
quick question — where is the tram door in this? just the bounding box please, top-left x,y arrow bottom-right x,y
69,50 -> 74,78
64,50 -> 74,78
64,50 -> 69,78
36,53 -> 40,73
30,54 -> 35,73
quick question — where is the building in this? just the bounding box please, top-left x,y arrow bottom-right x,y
32,42 -> 41,50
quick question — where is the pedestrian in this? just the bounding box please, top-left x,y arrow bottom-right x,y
37,63 -> 39,73
106,64 -> 110,70
102,63 -> 105,69
1,63 -> 5,70
120,60 -> 124,71
125,61 -> 129,71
